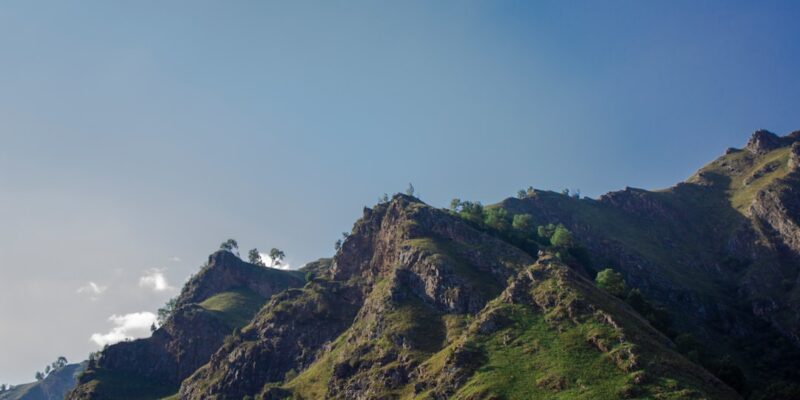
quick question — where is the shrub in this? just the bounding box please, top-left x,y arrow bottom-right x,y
157,296 -> 178,325
512,214 -> 534,234
484,207 -> 511,231
550,225 -> 574,248
537,223 -> 557,240
595,268 -> 626,297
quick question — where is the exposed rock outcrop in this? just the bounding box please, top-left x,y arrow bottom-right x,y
746,129 -> 782,154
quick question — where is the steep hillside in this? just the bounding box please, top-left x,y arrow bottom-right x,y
67,251 -> 306,400
177,195 -> 735,399
0,363 -> 85,400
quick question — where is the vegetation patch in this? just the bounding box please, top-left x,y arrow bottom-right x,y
199,288 -> 266,330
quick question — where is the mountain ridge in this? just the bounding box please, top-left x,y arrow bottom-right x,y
67,129 -> 800,399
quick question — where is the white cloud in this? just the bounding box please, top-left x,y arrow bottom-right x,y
258,252 -> 293,270
76,282 -> 107,300
90,312 -> 157,347
169,256 -> 181,262
138,269 -> 174,291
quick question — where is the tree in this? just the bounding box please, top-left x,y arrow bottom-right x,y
538,224 -> 557,239
379,193 -> 389,204
527,186 -> 535,197
595,268 -> 627,297
334,239 -> 342,251
219,238 -> 238,253
35,371 -> 44,381
150,323 -> 157,333
512,214 -> 534,233
248,248 -> 265,266
517,189 -> 526,199
458,201 -> 484,224
550,225 -> 574,248
56,356 -> 68,368
269,248 -> 285,267
561,188 -> 570,196
484,207 -> 511,231
449,198 -> 461,212
157,296 -> 178,325
45,365 -> 51,375
405,183 -> 415,197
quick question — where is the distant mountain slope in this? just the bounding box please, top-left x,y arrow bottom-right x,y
67,251 -> 306,400
1,362 -> 85,400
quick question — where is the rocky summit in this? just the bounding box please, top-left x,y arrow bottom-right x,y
67,129 -> 800,399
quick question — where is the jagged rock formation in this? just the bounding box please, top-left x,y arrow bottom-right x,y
746,129 -> 782,154
68,252 -> 305,399
0,363 -> 85,400
175,195 -> 736,399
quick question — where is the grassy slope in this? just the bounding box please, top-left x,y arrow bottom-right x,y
492,144 -> 800,396
453,306 -> 629,400
282,234 -> 731,400
285,281 -> 452,399
199,288 -> 266,330
692,147 -> 792,212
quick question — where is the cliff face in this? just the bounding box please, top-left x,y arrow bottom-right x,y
67,252 -> 305,399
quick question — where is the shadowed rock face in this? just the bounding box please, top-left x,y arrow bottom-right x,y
67,252 -> 305,400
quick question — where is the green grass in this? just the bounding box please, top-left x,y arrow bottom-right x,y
199,288 -> 266,330
284,333 -> 347,399
284,278 -> 455,400
693,146 -> 792,212
452,305 -> 629,400
384,285 -> 448,354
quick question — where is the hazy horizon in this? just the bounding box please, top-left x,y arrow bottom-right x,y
2,1 -> 800,385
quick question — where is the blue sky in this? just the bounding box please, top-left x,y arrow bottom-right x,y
1,1 -> 799,384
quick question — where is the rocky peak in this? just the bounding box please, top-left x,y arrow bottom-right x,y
598,186 -> 673,219
746,129 -> 781,154
330,194 -> 426,282
68,249 -> 306,400
177,250 -> 304,307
